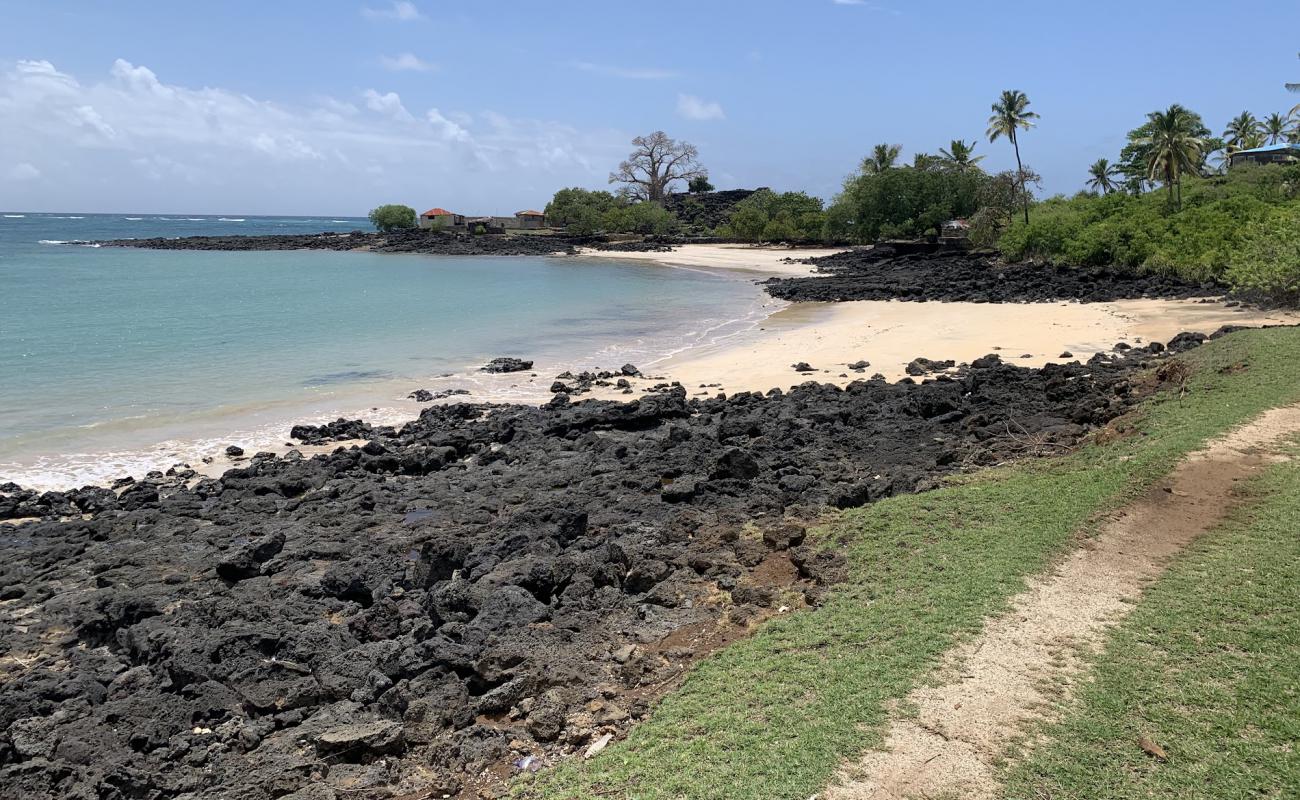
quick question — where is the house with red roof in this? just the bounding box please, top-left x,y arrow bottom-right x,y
419,208 -> 465,229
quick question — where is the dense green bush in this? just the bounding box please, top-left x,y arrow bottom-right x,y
367,204 -> 417,232
999,165 -> 1300,296
543,187 -> 680,236
826,162 -> 987,243
716,189 -> 826,243
1227,207 -> 1300,303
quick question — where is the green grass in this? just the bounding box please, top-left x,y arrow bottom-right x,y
521,328 -> 1300,800
1002,445 -> 1300,799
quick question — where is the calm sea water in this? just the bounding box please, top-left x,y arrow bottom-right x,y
0,213 -> 774,489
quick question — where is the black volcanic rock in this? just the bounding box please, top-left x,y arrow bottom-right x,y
481,357 -> 533,374
767,247 -> 1227,304
98,228 -> 579,256
0,332 -> 1220,800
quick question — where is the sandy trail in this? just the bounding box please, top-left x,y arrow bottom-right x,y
826,403 -> 1300,800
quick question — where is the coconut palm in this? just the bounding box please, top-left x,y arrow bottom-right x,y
987,89 -> 1039,224
1223,111 -> 1262,149
1141,105 -> 1204,209
1263,112 -> 1289,145
861,143 -> 902,174
938,139 -> 985,172
1086,158 -> 1121,194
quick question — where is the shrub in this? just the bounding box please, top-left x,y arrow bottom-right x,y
826,164 -> 987,243
1226,207 -> 1300,304
368,204 -> 417,232
717,189 -> 826,243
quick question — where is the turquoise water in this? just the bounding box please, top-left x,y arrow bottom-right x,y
0,213 -> 772,488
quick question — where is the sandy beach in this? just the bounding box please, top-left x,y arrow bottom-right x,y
580,244 -> 1300,398
577,243 -> 842,275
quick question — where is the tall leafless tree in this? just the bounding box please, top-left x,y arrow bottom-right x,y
609,131 -> 707,202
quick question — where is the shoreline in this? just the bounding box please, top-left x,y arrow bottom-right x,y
6,242 -> 1298,492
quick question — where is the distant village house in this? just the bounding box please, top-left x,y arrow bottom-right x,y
1229,144 -> 1300,169
419,207 -> 548,231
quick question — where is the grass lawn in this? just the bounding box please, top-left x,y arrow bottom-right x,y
520,328 -> 1300,800
1001,444 -> 1300,799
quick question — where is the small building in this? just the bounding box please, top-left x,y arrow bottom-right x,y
1229,144 -> 1300,169
514,210 -> 547,230
419,208 -> 464,229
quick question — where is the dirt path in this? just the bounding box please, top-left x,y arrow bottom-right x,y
826,404 -> 1300,800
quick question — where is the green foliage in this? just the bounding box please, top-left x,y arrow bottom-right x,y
544,188 -> 619,235
1226,205 -> 1300,303
827,162 -> 987,243
1118,106 -> 1211,187
601,201 -> 680,236
687,176 -> 714,193
542,187 -> 680,236
367,204 -> 417,232
716,189 -> 826,243
997,165 -> 1300,298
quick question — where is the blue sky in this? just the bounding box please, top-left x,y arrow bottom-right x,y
1,0 -> 1298,215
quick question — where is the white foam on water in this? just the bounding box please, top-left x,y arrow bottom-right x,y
3,214 -> 25,218
219,218 -> 246,222
124,217 -> 143,221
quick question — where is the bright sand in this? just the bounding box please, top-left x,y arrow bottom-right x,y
583,245 -> 1300,398
576,243 -> 837,275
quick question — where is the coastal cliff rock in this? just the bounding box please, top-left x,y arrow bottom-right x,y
0,335 -> 1211,799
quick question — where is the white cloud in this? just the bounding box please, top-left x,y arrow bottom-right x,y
71,105 -> 116,139
0,58 -> 627,213
676,93 -> 725,121
8,162 -> 40,181
361,1 -> 423,21
250,133 -> 324,161
362,88 -> 412,120
380,53 -> 437,72
426,108 -> 470,142
571,61 -> 680,80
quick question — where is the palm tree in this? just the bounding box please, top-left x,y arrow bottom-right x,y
987,89 -> 1039,224
1263,112 -> 1289,145
938,139 -> 985,172
861,143 -> 902,174
1223,111 -> 1262,150
1086,158 -> 1121,194
1141,105 -> 1204,210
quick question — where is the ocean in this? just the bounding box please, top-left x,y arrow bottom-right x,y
0,213 -> 775,490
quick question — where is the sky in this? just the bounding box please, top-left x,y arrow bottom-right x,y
1,0 -> 1298,216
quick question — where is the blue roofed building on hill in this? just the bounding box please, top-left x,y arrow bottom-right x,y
1229,143 -> 1300,168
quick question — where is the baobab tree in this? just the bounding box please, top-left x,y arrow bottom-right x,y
609,131 -> 708,202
